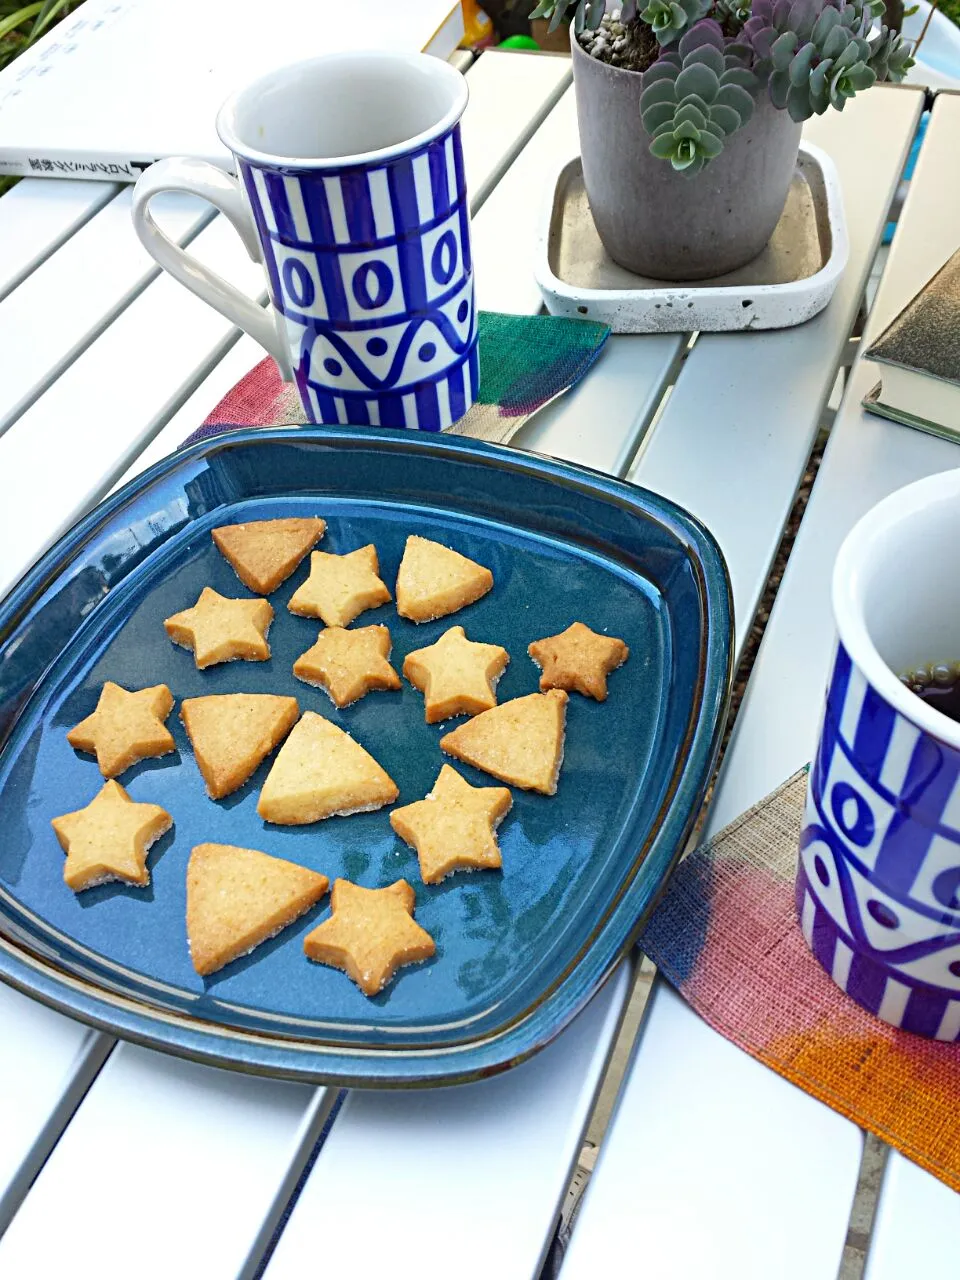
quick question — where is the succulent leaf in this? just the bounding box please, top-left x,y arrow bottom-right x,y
675,61 -> 721,98
771,30 -> 799,68
640,0 -> 712,46
640,77 -> 679,109
642,100 -> 678,131
788,41 -> 817,83
678,18 -> 725,56
684,43 -> 726,75
709,102 -> 744,133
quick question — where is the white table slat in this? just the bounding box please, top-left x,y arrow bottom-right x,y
0,984 -> 110,1234
0,1044 -> 332,1280
707,90 -> 960,837
460,50 -> 571,212
0,189 -> 211,436
630,86 -> 923,652
693,91 -> 960,1274
0,178 -> 118,304
560,89 -> 925,1280
517,332 -> 684,477
0,212 -> 267,599
865,1154 -> 960,1279
562,981 -> 864,1280
265,964 -> 633,1280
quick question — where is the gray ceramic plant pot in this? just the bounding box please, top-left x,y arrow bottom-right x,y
571,29 -> 803,281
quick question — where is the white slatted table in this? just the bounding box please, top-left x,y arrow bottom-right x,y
0,46 -> 943,1279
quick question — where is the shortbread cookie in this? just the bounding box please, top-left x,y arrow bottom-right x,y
180,694 -> 299,799
51,780 -> 172,892
164,587 -> 273,669
303,878 -> 435,996
390,764 -> 512,884
186,842 -> 329,976
67,681 -> 175,778
212,517 -> 325,594
403,625 -> 509,723
395,535 -> 493,623
257,711 -> 398,825
293,625 -> 401,708
440,689 -> 568,795
529,622 -> 629,701
288,545 -> 391,627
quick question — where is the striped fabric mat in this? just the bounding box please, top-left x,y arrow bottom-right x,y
641,768 -> 960,1193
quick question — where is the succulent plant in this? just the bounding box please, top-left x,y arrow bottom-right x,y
639,22 -> 758,173
639,0 -> 713,46
742,0 -> 914,120
528,0 -> 608,33
529,0 -> 915,174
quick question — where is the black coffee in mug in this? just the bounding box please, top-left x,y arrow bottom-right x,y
900,661 -> 960,725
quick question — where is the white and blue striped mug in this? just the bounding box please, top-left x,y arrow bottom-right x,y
800,469 -> 960,1038
131,52 -> 476,431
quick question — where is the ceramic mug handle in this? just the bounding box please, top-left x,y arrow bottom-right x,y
131,157 -> 292,379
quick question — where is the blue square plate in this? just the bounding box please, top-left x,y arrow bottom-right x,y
0,427 -> 731,1086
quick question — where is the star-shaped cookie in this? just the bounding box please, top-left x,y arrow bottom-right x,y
212,516 -> 326,594
403,625 -> 509,723
528,622 -> 629,701
440,689 -> 568,795
303,878 -> 435,996
390,764 -> 512,884
67,681 -> 175,778
51,780 -> 172,892
395,535 -> 493,623
164,586 -> 273,669
293,624 -> 401,708
287,545 -> 391,627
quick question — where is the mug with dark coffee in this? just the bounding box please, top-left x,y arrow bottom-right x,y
799,468 -> 960,1039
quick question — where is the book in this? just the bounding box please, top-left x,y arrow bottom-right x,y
0,0 -> 463,183
862,246 -> 960,442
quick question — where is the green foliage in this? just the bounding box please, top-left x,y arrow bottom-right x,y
743,0 -> 914,122
639,22 -> 758,173
528,0 -> 607,33
640,0 -> 712,46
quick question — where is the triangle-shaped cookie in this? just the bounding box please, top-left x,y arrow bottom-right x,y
395,535 -> 493,623
212,517 -> 325,594
186,842 -> 329,976
257,711 -> 399,825
180,694 -> 300,799
440,689 -> 568,795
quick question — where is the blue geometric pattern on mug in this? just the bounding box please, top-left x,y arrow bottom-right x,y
238,128 -> 470,328
799,639 -> 960,1036
237,122 -> 476,429
304,342 -> 479,432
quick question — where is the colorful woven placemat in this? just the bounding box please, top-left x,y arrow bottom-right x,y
641,768 -> 960,1192
183,311 -> 609,448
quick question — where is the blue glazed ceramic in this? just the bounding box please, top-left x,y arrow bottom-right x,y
0,427 -> 731,1085
132,53 -> 476,432
799,469 -> 960,1039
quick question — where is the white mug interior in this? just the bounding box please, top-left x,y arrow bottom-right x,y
216,50 -> 468,168
833,467 -> 960,748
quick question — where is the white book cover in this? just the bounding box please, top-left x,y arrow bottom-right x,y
0,0 -> 463,181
